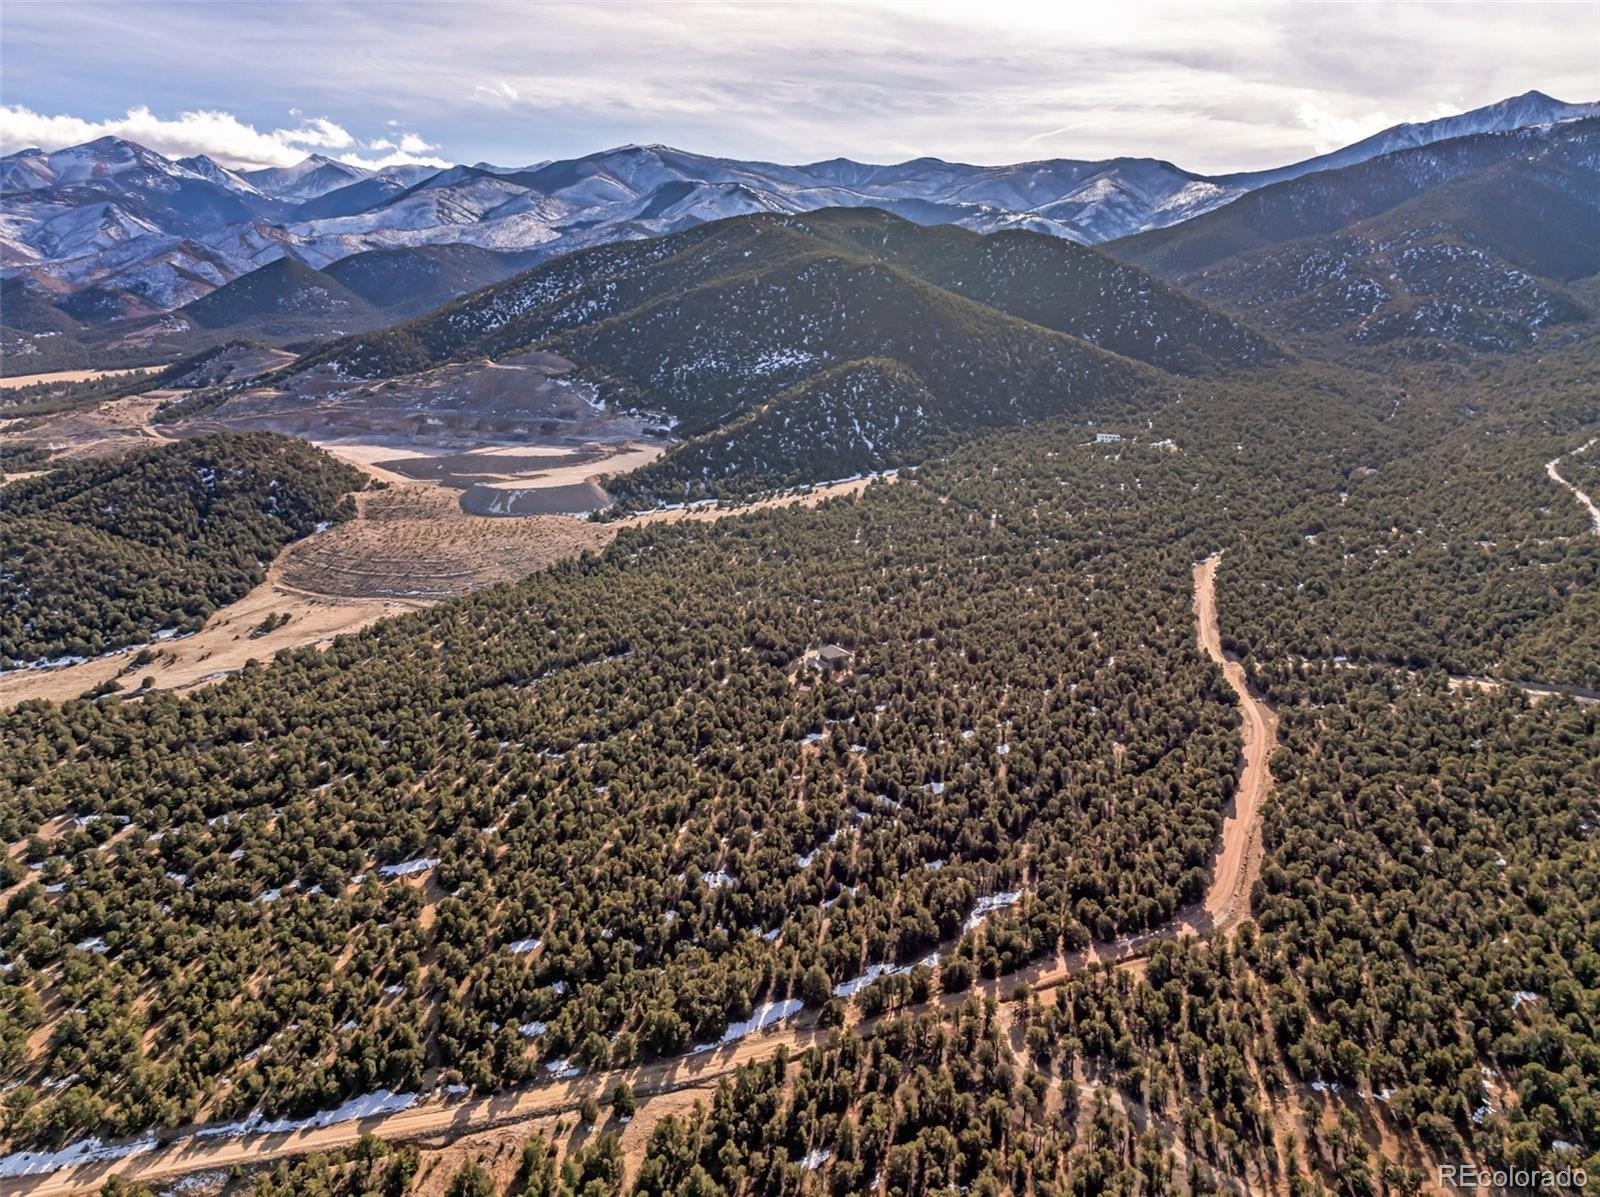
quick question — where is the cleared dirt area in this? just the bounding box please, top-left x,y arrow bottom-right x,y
186,351 -> 647,447
278,469 -> 894,604
0,473 -> 897,710
0,368 -> 146,390
0,562 -> 424,710
5,396 -> 169,462
459,442 -> 666,515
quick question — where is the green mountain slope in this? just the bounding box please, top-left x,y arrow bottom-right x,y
786,209 -> 1278,375
180,257 -> 380,332
297,209 -> 1276,498
0,433 -> 361,666
322,244 -> 540,319
1110,119 -> 1598,353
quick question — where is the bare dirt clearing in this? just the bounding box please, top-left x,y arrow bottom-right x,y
0,368 -> 146,390
0,562 -> 423,710
4,396 -> 169,462
185,350 -> 650,448
459,442 -> 665,515
0,469 -> 895,710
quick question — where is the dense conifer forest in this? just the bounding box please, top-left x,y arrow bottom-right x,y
1,318 -> 1596,1195
0,434 -> 361,666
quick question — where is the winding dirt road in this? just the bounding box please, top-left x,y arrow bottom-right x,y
1547,437 -> 1600,536
8,551 -> 1276,1196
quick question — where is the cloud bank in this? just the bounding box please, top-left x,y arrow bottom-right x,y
0,104 -> 448,170
0,1 -> 1593,173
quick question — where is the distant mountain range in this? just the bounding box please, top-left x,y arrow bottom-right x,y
1113,116 -> 1600,352
2,90 -> 1592,351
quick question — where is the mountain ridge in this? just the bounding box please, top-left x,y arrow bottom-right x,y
5,89 -> 1591,346
1111,116 -> 1600,353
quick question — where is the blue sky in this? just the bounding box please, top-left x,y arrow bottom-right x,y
2,0 -> 1595,172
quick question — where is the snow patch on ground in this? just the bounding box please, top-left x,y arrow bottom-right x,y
689,998 -> 804,1054
377,856 -> 438,878
963,891 -> 1022,933
834,954 -> 938,998
0,1090 -> 421,1179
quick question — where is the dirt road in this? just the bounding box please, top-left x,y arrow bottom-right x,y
7,1022 -> 842,1196
1547,438 -> 1600,536
1193,553 -> 1277,925
7,546 -> 1277,1195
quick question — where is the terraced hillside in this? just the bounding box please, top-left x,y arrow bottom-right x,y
293,209 -> 1274,499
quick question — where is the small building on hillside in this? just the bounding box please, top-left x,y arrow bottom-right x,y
795,644 -> 855,674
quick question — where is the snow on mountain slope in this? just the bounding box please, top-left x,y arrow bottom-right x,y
239,155 -> 373,202
0,149 -> 56,192
24,200 -> 167,260
3,91 -> 1594,327
314,168 -> 546,233
1119,117 -> 1600,354
177,154 -> 267,197
18,136 -> 191,187
1221,90 -> 1600,189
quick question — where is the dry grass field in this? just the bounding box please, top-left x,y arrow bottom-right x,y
279,483 -> 614,599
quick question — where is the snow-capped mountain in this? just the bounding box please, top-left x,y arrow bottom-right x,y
176,154 -> 267,197
238,154 -> 374,202
1220,90 -> 1600,189
3,90 -> 1594,329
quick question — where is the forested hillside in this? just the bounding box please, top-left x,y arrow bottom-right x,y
1112,118 -> 1599,353
0,434 -> 361,666
1,330 -> 1597,1191
291,209 -> 1276,501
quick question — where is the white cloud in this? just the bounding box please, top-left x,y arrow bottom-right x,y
285,116 -> 356,151
474,81 -> 521,104
0,104 -> 447,170
0,3 -> 1591,173
1293,100 -> 1461,154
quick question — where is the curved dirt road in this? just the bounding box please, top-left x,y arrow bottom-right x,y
1547,438 -> 1600,536
10,550 -> 1275,1196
